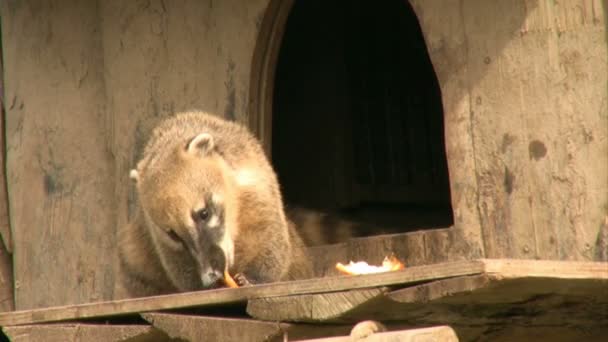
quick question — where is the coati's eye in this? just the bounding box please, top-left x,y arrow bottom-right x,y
193,208 -> 210,222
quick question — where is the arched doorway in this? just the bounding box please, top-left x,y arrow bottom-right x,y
252,0 -> 454,237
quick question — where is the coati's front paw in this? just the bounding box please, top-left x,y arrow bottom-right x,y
234,273 -> 252,287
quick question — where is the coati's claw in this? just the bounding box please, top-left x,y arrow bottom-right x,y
234,273 -> 252,287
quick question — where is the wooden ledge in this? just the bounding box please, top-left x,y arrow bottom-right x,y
0,259 -> 605,327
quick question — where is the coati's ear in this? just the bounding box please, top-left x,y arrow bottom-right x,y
129,169 -> 139,183
186,133 -> 214,156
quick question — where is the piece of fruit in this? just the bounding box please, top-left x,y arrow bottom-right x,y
224,269 -> 239,288
336,255 -> 405,275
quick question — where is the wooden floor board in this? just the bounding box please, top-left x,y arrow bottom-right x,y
0,259 -> 605,327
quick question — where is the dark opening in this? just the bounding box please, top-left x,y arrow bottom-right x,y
272,0 -> 453,240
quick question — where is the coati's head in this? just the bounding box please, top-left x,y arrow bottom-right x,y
131,133 -> 237,289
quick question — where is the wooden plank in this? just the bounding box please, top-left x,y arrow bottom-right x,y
294,325 -> 459,342
480,258 -> 608,279
143,313 -> 285,342
0,245 -> 13,312
247,287 -> 389,322
408,0 -> 486,262
2,324 -> 168,342
308,228 -> 470,278
142,313 -> 353,342
0,260 -> 486,326
249,260 -> 608,324
0,259 -> 603,326
2,0 -> 116,310
0,29 -> 13,255
411,0 -> 608,262
0,33 -> 15,313
389,274 -> 608,305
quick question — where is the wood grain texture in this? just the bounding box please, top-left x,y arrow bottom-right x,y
295,326 -> 459,342
308,229 -> 473,278
0,260 -> 486,326
2,0 -> 116,310
2,0 -> 272,310
142,313 -> 353,342
143,313 -> 286,342
97,0 -> 270,303
2,324 -> 168,342
248,259 -> 608,323
0,37 -> 15,313
247,288 -> 388,322
411,0 -> 607,261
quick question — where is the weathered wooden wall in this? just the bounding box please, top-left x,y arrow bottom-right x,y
0,44 -> 15,312
1,0 -> 606,311
1,0 -> 269,310
411,0 -> 608,260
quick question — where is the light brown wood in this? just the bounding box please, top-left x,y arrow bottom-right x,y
248,0 -> 295,156
481,258 -> 608,279
142,313 -> 353,342
2,0 -> 116,310
0,38 -> 13,255
411,0 -> 607,261
2,0 -> 274,310
294,325 -> 459,342
0,260 -> 485,326
143,313 -> 286,342
0,245 -> 13,312
246,259 -> 608,323
0,50 -> 15,312
308,228 -> 473,278
247,288 -> 389,322
2,324 -> 168,342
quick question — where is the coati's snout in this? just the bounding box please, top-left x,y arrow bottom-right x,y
189,200 -> 232,288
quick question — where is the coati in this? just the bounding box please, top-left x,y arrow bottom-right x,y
117,111 -> 312,298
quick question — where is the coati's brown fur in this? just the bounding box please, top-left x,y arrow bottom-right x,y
117,111 -> 312,298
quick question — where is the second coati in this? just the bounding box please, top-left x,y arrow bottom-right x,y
117,111 -> 312,298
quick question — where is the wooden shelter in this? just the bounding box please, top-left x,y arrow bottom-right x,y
0,0 -> 606,340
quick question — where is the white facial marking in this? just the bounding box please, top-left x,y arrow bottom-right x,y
207,214 -> 219,228
220,234 -> 235,268
212,193 -> 223,205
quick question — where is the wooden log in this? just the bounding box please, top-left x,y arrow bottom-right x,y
142,313 -> 352,342
294,325 -> 459,342
2,324 -> 168,342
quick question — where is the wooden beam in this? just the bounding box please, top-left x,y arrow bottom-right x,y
246,260 -> 608,323
0,259 -> 604,327
481,258 -> 608,279
0,260 -> 485,326
142,313 -> 353,342
2,324 -> 168,342
294,325 -> 459,342
247,287 -> 389,322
